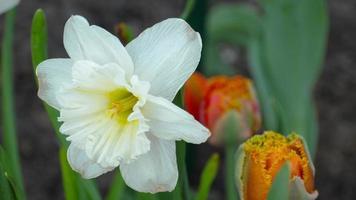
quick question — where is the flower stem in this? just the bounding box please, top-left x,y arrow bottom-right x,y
1,8 -> 26,199
180,0 -> 196,20
225,144 -> 238,200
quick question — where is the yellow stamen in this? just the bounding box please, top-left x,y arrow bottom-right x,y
106,88 -> 138,124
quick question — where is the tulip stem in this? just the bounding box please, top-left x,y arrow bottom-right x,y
225,144 -> 238,200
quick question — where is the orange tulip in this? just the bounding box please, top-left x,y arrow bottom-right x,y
184,72 -> 261,146
235,131 -> 318,200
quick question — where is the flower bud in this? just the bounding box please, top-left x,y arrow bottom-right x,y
235,131 -> 318,200
184,73 -> 261,146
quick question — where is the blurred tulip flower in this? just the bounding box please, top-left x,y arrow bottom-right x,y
235,131 -> 318,200
0,0 -> 19,14
36,15 -> 210,193
184,73 -> 261,146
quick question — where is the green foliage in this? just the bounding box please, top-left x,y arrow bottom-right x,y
205,0 -> 328,157
195,153 -> 219,200
267,163 -> 290,200
0,146 -> 23,200
105,171 -> 126,200
1,8 -> 26,200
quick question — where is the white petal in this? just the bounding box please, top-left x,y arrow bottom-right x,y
120,135 -> 178,193
142,95 -> 210,144
67,145 -> 114,179
36,58 -> 73,110
85,120 -> 151,167
71,60 -> 127,92
126,18 -> 202,101
0,0 -> 19,14
61,112 -> 150,167
63,15 -> 134,77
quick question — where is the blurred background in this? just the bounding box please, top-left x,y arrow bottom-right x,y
0,0 -> 355,199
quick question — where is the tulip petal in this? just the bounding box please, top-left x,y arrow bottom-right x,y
183,72 -> 207,120
126,18 -> 202,101
64,15 -> 134,77
37,58 -> 73,110
119,135 -> 178,193
142,95 -> 210,144
0,0 -> 19,14
67,145 -> 114,179
289,177 -> 318,200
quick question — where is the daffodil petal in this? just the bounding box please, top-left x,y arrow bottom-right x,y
126,18 -> 202,101
119,135 -> 178,193
71,60 -> 127,92
67,145 -> 114,179
0,0 -> 19,14
142,95 -> 210,144
37,58 -> 73,110
63,15 -> 134,77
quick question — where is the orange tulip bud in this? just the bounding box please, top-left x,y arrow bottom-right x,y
235,131 -> 318,200
184,73 -> 261,146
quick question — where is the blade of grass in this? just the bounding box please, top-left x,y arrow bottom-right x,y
31,9 -> 101,200
195,153 -> 219,200
1,8 -> 26,199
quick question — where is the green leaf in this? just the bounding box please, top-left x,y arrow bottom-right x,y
105,171 -> 126,200
1,8 -> 26,200
59,148 -> 78,200
136,193 -> 159,200
204,4 -> 260,75
0,146 -> 24,200
260,0 -> 328,139
0,146 -> 15,200
267,162 -> 290,200
195,153 -> 219,200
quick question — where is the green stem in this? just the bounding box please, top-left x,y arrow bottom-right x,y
105,171 -> 126,200
171,141 -> 190,200
1,9 -> 26,199
180,0 -> 196,20
225,144 -> 238,200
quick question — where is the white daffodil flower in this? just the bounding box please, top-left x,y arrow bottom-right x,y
0,0 -> 19,14
36,15 -> 210,193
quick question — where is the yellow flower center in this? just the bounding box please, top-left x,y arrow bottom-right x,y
242,131 -> 315,200
106,88 -> 138,125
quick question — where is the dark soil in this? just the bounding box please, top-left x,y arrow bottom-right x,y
0,0 -> 355,199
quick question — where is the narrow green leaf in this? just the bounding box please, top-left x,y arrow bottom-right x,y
31,9 -> 102,200
195,153 -> 219,200
1,8 -> 26,199
136,193 -> 159,200
267,162 -> 290,200
171,141 -> 190,200
59,148 -> 78,200
180,0 -> 196,20
105,171 -> 126,200
31,9 -> 67,146
0,146 -> 14,200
